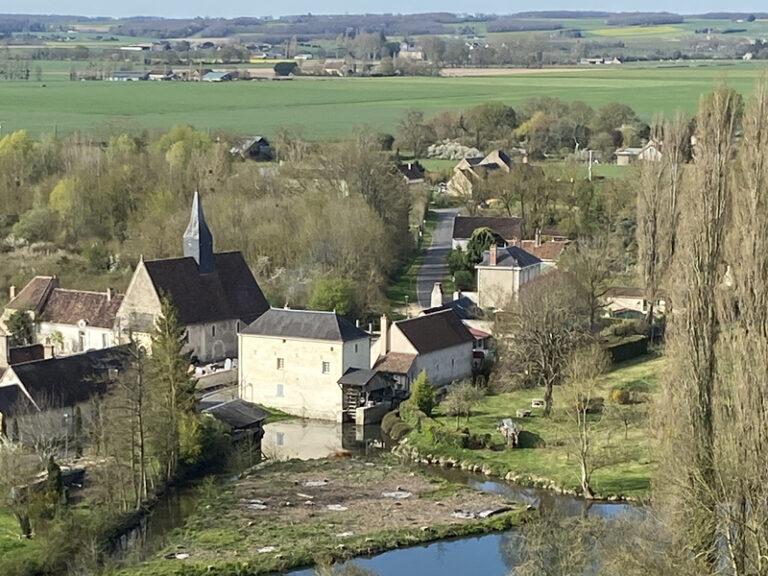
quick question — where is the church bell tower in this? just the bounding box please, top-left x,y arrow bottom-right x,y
183,191 -> 214,274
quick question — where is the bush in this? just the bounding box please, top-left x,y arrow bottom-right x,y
610,387 -> 632,405
388,421 -> 412,441
381,410 -> 401,436
274,61 -> 298,76
453,270 -> 474,291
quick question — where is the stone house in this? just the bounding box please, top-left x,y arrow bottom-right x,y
238,308 -> 371,422
520,234 -> 571,271
604,287 -> 667,318
2,278 -> 122,356
0,345 -> 131,442
475,245 -> 542,310
116,192 -> 270,362
447,149 -> 512,197
230,136 -> 272,161
372,309 -> 474,393
615,139 -> 662,166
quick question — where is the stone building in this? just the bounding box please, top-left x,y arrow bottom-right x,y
238,308 -> 371,422
1,278 -> 122,356
116,192 -> 270,362
475,245 -> 542,310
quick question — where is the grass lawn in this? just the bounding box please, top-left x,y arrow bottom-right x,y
406,355 -> 663,499
0,63 -> 766,138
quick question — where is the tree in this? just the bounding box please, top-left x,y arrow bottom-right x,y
396,110 -> 436,157
559,234 -> 621,330
309,277 -> 357,317
495,272 -> 590,416
560,344 -> 610,499
443,380 -> 485,429
6,310 -> 34,346
410,370 -> 435,416
0,437 -> 39,538
466,227 -> 502,266
148,296 -> 196,483
463,102 -> 518,148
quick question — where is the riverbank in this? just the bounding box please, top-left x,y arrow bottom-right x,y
394,356 -> 662,501
116,456 -> 527,576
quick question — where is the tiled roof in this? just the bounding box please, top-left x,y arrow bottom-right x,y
6,276 -> 56,314
373,352 -> 416,375
40,289 -> 123,329
242,308 -> 368,342
394,309 -> 474,354
478,245 -> 542,268
142,251 -> 269,326
519,240 -> 570,261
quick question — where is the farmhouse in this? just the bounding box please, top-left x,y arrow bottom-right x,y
0,346 -> 132,442
373,309 -> 474,393
2,279 -> 122,356
116,192 -> 269,362
447,149 -> 512,197
615,139 -> 662,165
475,244 -> 542,310
238,308 -> 371,422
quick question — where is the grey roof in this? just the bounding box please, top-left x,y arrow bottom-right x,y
241,308 -> 369,342
478,246 -> 542,268
202,399 -> 267,429
395,309 -> 474,354
338,368 -> 391,392
421,296 -> 484,321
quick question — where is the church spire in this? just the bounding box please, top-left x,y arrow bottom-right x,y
183,191 -> 214,274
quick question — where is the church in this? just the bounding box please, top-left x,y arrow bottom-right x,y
116,192 -> 270,362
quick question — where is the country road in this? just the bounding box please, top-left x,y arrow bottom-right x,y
416,208 -> 459,309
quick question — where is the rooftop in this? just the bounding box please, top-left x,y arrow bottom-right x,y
395,309 -> 474,354
478,245 -> 542,269
242,308 -> 369,342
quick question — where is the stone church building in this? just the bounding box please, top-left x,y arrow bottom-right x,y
116,192 -> 270,362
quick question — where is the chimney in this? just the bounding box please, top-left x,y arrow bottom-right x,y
453,290 -> 463,301
44,345 -> 54,359
106,287 -> 114,302
355,319 -> 360,328
8,285 -> 15,301
380,314 -> 390,354
535,228 -> 542,248
489,245 -> 497,266
430,282 -> 443,308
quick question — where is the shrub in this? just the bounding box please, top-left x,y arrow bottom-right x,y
388,421 -> 412,441
381,410 -> 401,436
274,61 -> 298,76
453,270 -> 474,291
610,387 -> 632,405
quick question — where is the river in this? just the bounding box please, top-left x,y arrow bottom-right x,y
118,419 -> 640,574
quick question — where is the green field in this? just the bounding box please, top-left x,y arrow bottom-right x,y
0,63 -> 766,138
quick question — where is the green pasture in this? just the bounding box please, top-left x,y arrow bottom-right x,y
0,63 -> 766,138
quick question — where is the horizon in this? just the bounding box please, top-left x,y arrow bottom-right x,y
3,4 -> 768,19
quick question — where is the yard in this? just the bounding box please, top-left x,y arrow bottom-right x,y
404,355 -> 662,499
0,63 -> 764,138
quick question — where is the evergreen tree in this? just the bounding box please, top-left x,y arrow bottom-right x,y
6,310 -> 34,346
410,370 -> 435,417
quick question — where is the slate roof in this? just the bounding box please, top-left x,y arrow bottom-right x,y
519,240 -> 570,261
452,216 -> 525,242
396,162 -> 426,182
0,346 -> 132,417
373,352 -> 416,375
7,277 -> 122,329
202,399 -> 267,429
241,308 -> 369,342
394,309 -> 474,355
338,368 -> 391,392
421,296 -> 484,321
142,251 -> 269,326
478,246 -> 542,268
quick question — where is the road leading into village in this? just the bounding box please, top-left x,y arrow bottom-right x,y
417,208 -> 460,309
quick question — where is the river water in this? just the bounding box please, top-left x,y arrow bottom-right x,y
119,420 -> 639,575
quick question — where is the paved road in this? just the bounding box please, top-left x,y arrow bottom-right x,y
417,208 -> 460,309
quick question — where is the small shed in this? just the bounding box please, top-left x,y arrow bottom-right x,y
230,136 -> 272,161
201,398 -> 267,442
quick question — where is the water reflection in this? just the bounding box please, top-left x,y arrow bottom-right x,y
262,420 -> 387,461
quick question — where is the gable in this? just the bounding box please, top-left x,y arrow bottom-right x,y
117,261 -> 163,332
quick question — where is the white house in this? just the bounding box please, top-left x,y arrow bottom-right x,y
615,139 -> 662,166
2,278 -> 122,356
475,245 -> 542,310
372,309 -> 474,392
238,308 -> 371,422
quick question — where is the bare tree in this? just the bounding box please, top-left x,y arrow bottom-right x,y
0,437 -> 40,538
494,272 -> 590,417
560,344 -> 610,499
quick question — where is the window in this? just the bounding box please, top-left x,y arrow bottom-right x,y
275,432 -> 285,446
276,384 -> 284,397
354,344 -> 358,353
236,320 -> 240,332
102,333 -> 109,348
211,325 -> 216,337
276,357 -> 285,370
322,361 -> 331,374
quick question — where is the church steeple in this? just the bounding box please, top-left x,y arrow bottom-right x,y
183,191 -> 214,274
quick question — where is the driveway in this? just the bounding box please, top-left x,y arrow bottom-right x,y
416,208 -> 459,309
